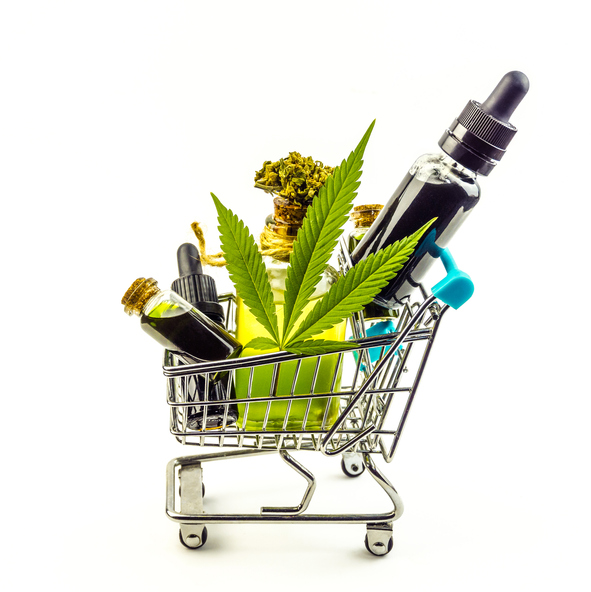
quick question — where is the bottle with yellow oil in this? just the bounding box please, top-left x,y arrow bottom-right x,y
235,195 -> 346,431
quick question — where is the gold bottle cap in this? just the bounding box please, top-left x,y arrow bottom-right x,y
351,204 -> 383,228
121,277 -> 160,316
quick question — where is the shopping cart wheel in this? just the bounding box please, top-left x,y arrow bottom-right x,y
365,525 -> 393,556
341,453 -> 365,478
179,525 -> 208,549
178,482 -> 205,497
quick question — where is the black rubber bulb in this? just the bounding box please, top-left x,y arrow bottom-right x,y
480,71 -> 530,123
171,242 -> 225,324
177,243 -> 203,276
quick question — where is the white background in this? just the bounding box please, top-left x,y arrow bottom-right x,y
2,1 -> 589,590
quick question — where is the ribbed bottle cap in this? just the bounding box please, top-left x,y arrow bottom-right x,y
438,71 -> 529,176
171,243 -> 225,324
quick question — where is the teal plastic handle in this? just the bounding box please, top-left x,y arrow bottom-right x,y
352,247 -> 473,370
431,248 -> 474,309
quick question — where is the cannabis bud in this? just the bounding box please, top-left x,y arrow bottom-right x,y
254,152 -> 334,206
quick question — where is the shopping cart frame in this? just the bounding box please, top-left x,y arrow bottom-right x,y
162,242 -> 473,555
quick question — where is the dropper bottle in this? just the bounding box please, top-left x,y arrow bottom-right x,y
171,243 -> 225,325
351,71 -> 529,309
122,274 -> 242,430
170,242 -> 239,429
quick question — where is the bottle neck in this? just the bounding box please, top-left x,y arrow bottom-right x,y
272,196 -> 308,228
438,128 -> 491,176
410,153 -> 480,184
259,198 -> 308,263
440,153 -> 479,180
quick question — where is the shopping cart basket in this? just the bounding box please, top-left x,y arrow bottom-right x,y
163,242 -> 474,555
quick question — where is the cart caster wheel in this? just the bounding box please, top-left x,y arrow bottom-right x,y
178,482 -> 205,497
341,453 -> 365,478
364,532 -> 393,556
179,526 -> 208,549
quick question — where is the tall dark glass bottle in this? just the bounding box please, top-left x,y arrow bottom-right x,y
351,71 -> 529,309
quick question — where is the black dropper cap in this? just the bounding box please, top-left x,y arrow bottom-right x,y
171,243 -> 225,325
438,71 -> 529,176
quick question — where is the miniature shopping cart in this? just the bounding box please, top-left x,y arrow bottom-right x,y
163,242 -> 474,555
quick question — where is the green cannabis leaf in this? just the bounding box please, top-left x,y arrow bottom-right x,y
283,219 -> 435,348
283,339 -> 358,355
211,193 -> 280,344
281,120 -> 375,344
211,120 -> 434,358
244,337 -> 280,351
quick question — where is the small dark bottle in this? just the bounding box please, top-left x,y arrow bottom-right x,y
351,71 -> 529,309
121,274 -> 241,430
171,243 -> 239,429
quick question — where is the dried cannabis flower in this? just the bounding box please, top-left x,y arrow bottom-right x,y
254,152 -> 334,206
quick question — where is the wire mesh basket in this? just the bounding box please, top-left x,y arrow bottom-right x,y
164,288 -> 448,463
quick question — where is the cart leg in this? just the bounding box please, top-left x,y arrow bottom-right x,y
341,452 -> 365,477
260,450 -> 316,516
365,522 -> 394,556
178,462 -> 208,549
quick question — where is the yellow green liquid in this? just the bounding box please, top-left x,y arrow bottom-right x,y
235,297 -> 346,431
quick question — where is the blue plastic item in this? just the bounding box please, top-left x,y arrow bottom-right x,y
353,320 -> 398,368
431,248 -> 474,309
352,246 -> 473,370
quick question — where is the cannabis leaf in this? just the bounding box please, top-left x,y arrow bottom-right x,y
211,193 -> 280,343
281,120 -> 375,344
211,120 -> 434,358
282,339 -> 358,355
283,219 -> 435,348
244,337 -> 280,351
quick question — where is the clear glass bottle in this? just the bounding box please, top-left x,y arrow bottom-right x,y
352,154 -> 481,309
122,277 -> 242,429
234,198 -> 346,431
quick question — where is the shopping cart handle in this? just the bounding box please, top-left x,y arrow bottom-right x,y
431,248 -> 474,309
